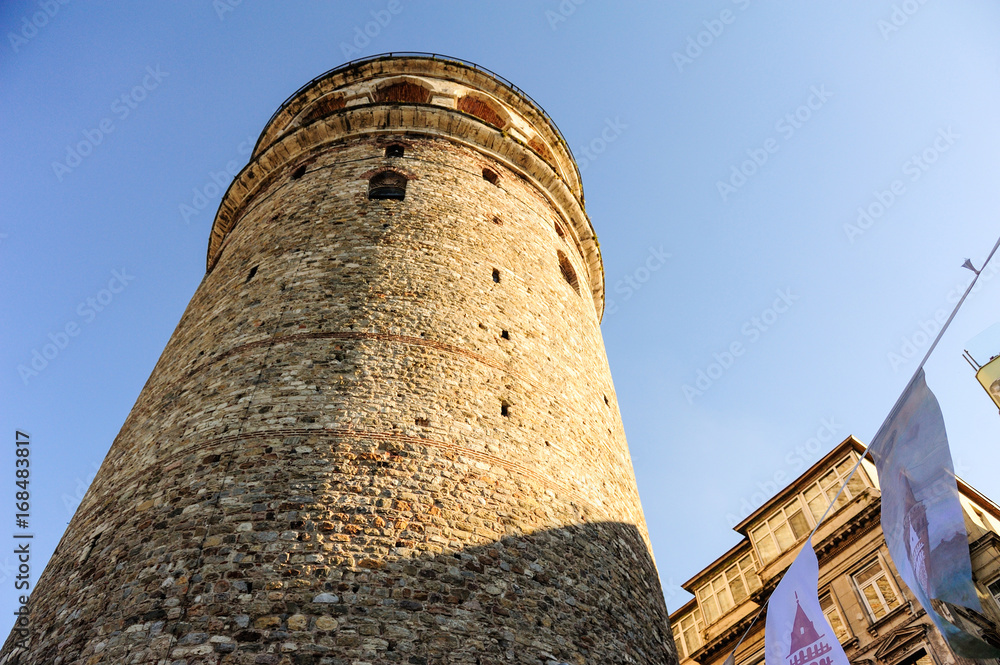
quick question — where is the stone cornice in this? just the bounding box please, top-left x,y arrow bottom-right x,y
970,530 -> 1000,557
207,55 -> 606,318
813,496 -> 882,561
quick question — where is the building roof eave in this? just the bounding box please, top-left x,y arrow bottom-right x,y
732,436 -> 871,535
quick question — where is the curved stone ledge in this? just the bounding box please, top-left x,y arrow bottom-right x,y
207,56 -> 606,318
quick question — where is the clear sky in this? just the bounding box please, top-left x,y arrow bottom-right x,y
2,1 -> 1000,633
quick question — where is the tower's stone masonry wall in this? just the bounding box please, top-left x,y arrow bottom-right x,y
3,61 -> 674,665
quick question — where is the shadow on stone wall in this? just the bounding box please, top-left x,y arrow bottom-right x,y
2,520 -> 677,665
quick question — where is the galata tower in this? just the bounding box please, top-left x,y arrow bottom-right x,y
2,54 -> 676,665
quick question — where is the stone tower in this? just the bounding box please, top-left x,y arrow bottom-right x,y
2,54 -> 675,665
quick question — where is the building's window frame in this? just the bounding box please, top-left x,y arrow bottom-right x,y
750,497 -> 811,565
696,552 -> 762,623
819,590 -> 851,643
672,608 -> 705,659
750,452 -> 871,565
725,552 -> 762,605
898,646 -> 937,665
803,454 -> 870,522
852,555 -> 903,622
697,573 -> 733,624
671,623 -> 684,659
987,577 -> 1000,609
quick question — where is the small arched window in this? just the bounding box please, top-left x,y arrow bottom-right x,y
368,171 -> 407,200
557,250 -> 580,294
482,168 -> 499,185
385,144 -> 404,158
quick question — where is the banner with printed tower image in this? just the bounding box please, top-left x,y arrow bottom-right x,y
869,368 -> 1000,659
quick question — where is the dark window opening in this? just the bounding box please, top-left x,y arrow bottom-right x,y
385,144 -> 404,158
81,532 -> 102,565
492,268 -> 500,283
482,168 -> 499,185
501,330 -> 510,340
290,165 -> 307,180
492,216 -> 503,226
415,417 -> 429,427
554,221 -> 566,238
558,250 -> 580,294
898,650 -> 934,665
369,171 -> 407,201
501,401 -> 510,417
604,394 -> 610,406
245,265 -> 259,283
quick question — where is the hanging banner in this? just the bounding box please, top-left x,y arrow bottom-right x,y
765,539 -> 850,665
869,368 -> 1000,658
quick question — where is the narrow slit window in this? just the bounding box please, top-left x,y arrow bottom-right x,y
492,268 -> 500,283
557,251 -> 580,294
501,330 -> 510,340
80,532 -> 102,565
369,171 -> 407,200
245,265 -> 259,283
482,168 -> 499,185
500,401 -> 510,417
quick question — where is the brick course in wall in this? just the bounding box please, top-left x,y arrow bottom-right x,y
1,55 -> 677,665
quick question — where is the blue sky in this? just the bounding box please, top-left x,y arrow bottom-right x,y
2,1 -> 1000,629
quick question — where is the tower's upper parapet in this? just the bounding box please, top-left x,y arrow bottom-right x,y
207,53 -> 604,315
